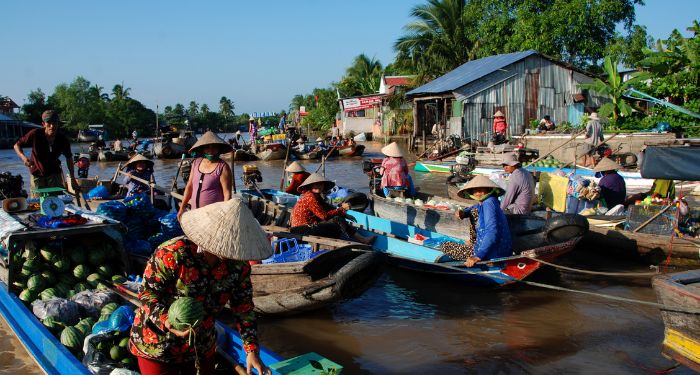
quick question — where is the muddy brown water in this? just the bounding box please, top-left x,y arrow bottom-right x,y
0,138 -> 692,374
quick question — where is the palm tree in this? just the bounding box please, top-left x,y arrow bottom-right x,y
111,84 -> 131,101
339,54 -> 384,96
394,0 -> 477,80
219,96 -> 234,129
579,56 -> 649,123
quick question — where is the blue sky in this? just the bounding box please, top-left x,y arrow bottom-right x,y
2,1 -> 698,115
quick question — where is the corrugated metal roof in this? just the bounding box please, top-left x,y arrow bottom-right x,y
407,50 -> 538,96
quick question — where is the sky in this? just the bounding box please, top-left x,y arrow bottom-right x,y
2,1 -> 698,115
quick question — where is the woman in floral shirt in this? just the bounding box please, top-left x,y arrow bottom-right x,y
289,173 -> 375,244
379,142 -> 414,197
129,198 -> 273,375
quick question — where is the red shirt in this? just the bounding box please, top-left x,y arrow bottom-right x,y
493,118 -> 508,134
290,191 -> 346,227
16,128 -> 72,177
285,172 -> 310,195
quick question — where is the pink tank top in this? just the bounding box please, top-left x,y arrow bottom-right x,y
188,158 -> 225,209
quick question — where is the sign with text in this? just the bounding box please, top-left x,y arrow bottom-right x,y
342,96 -> 382,112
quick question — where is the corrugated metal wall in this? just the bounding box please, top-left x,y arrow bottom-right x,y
458,55 -> 607,143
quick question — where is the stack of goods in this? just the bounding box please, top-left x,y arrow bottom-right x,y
565,177 -> 600,214
10,238 -> 139,371
96,194 -> 183,256
531,155 -> 565,168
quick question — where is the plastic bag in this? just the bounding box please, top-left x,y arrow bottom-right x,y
159,213 -> 183,237
32,297 -> 81,325
92,306 -> 135,335
87,185 -> 111,199
82,333 -> 136,375
125,239 -> 153,256
71,290 -> 118,318
96,201 -> 128,222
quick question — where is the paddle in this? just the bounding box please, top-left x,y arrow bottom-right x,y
524,129 -> 586,167
314,145 -> 338,175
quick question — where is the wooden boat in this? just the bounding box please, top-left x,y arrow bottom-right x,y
292,149 -> 322,160
347,210 -> 582,286
221,149 -> 257,164
97,149 -> 130,162
252,229 -> 383,315
337,144 -> 365,157
652,269 -> 700,372
153,131 -> 198,159
414,160 -> 456,173
256,143 -> 287,161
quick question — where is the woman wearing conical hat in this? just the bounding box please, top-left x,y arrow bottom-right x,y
492,110 -> 508,145
379,142 -> 415,197
440,175 -> 512,267
290,173 -> 375,244
284,161 -> 310,196
122,154 -> 155,197
177,131 -> 234,221
130,199 -> 272,375
594,158 -> 626,208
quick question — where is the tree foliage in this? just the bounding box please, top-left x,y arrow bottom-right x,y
337,54 -> 384,97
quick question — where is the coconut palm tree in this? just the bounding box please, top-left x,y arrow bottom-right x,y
111,84 -> 130,101
339,54 -> 384,96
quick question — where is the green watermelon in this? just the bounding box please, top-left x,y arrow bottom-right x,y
96,265 -> 113,278
68,247 -> 86,265
98,313 -> 111,322
66,289 -> 76,299
111,275 -> 127,284
40,246 -> 56,262
55,283 -> 71,297
19,289 -> 35,303
52,257 -> 70,272
75,321 -> 92,335
73,265 -> 89,280
109,346 -> 125,361
86,273 -> 102,287
40,288 -> 58,300
88,249 -> 106,266
41,270 -> 56,285
42,317 -> 63,334
167,297 -> 205,331
12,280 -> 26,290
74,282 -> 90,292
26,275 -> 44,293
23,248 -> 38,260
22,258 -> 40,273
60,326 -> 83,352
101,302 -> 119,317
118,337 -> 129,348
58,273 -> 76,285
95,282 -> 110,290
96,340 -> 108,351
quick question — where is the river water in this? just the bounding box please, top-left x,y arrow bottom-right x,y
0,137 -> 692,374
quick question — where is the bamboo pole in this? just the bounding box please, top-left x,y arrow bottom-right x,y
632,205 -> 673,233
524,129 -> 586,167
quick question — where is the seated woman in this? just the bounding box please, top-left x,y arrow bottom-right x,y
290,173 -> 375,244
315,137 -> 327,152
594,158 -> 626,209
441,175 -> 512,267
284,161 -> 310,196
379,142 -> 415,197
122,154 -> 155,197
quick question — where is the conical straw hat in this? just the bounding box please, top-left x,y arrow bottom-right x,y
316,137 -> 324,142
297,173 -> 335,193
381,142 -> 403,157
494,110 -> 505,117
180,198 -> 272,261
124,153 -> 154,168
457,175 -> 504,198
189,131 -> 233,154
285,161 -> 306,173
593,157 -> 621,172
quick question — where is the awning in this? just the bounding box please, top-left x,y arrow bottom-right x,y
640,146 -> 700,181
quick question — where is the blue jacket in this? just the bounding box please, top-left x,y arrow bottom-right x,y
464,196 -> 512,260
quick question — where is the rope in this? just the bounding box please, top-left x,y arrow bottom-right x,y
532,258 -> 661,277
438,263 -> 700,315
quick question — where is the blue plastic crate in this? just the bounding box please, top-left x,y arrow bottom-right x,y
263,238 -> 325,264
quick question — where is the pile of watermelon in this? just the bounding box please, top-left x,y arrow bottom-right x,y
12,240 -> 126,305
92,331 -> 135,368
531,155 -> 565,168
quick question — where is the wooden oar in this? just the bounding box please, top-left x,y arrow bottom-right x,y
314,145 -> 338,174
524,129 -> 586,167
632,204 -> 673,233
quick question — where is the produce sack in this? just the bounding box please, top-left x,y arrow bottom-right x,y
91,306 -> 135,335
96,201 -> 127,222
82,333 -> 136,375
32,297 -> 81,325
87,185 -> 111,199
71,290 -> 118,318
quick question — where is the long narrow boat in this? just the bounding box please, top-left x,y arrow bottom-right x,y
414,160 -> 456,173
256,143 -> 287,161
292,149 -> 322,160
652,269 -> 700,372
346,210 -> 582,286
337,144 -> 366,157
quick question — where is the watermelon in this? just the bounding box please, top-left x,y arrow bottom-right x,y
101,302 -> 119,317
66,290 -> 76,299
110,346 -> 125,361
27,275 -> 44,293
12,280 -> 26,290
40,288 -> 58,300
95,282 -> 110,290
40,246 -> 56,262
167,297 -> 205,331
55,283 -> 71,297
60,326 -> 83,352
58,273 -> 76,285
69,249 -> 86,265
22,258 -> 40,273
88,249 -> 106,266
111,275 -> 127,284
41,270 -> 56,285
74,282 -> 90,292
23,248 -> 38,260
73,265 -> 89,280
118,337 -> 130,348
96,265 -> 113,278
75,321 -> 92,335
98,313 -> 111,322
53,256 -> 70,272
42,317 -> 63,334
19,289 -> 35,303
87,273 -> 102,287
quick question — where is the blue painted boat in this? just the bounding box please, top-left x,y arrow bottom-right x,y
347,210 -> 583,286
0,281 -> 296,374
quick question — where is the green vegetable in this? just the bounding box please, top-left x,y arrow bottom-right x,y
167,297 -> 205,331
60,326 -> 83,352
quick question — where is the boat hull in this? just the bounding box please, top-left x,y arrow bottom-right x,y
256,147 -> 287,161
338,145 -> 365,157
414,161 -> 455,173
153,141 -> 188,159
652,269 -> 700,372
97,149 -> 130,162
293,150 -> 321,160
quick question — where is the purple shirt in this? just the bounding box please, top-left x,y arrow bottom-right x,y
599,172 -> 626,208
500,167 -> 535,214
188,158 -> 226,209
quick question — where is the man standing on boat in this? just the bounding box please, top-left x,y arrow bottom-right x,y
14,110 -> 77,196
499,153 -> 535,214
